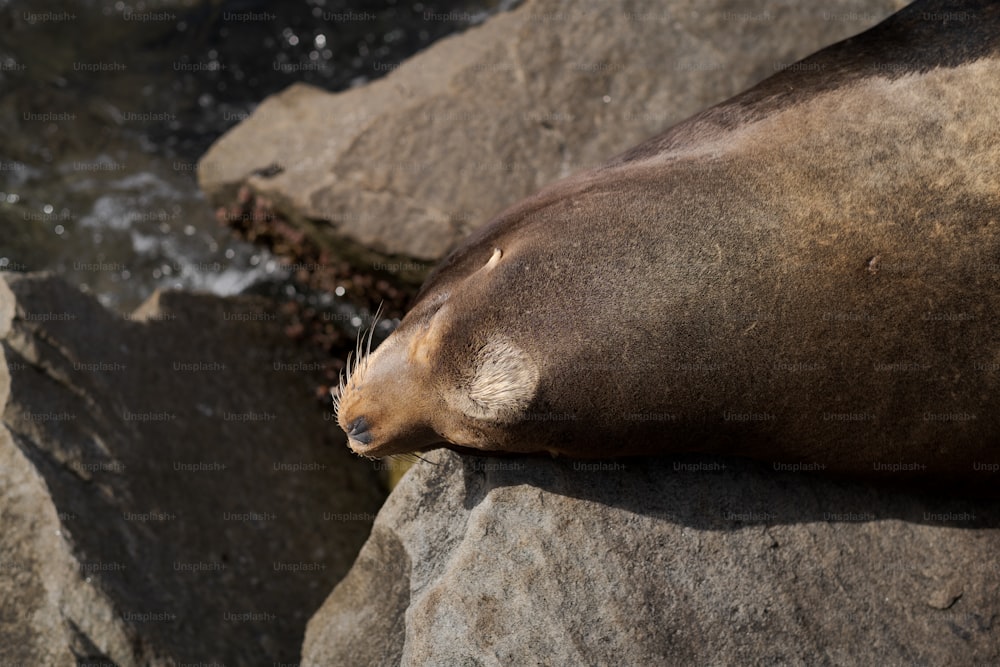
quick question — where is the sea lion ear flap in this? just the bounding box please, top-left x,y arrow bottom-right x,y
451,336 -> 539,423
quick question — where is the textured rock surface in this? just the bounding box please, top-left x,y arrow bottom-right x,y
198,0 -> 903,271
303,450 -> 1000,666
0,273 -> 385,666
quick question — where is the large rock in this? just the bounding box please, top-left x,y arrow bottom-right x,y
303,450 -> 1000,665
0,273 -> 386,666
198,0 -> 903,275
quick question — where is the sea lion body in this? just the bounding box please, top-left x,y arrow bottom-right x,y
336,0 -> 1000,492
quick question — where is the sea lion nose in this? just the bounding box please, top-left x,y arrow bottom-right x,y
346,416 -> 373,445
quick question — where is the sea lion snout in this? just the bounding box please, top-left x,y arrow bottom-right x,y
334,330 -> 443,457
335,272 -> 544,456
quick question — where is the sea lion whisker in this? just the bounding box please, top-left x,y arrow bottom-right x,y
333,350 -> 353,419
366,302 -> 384,362
392,452 -> 438,466
410,452 -> 439,466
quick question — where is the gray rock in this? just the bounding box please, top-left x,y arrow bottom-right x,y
198,0 -> 903,271
0,273 -> 386,666
303,450 -> 1000,666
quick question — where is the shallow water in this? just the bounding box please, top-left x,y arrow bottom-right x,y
0,0 -> 503,318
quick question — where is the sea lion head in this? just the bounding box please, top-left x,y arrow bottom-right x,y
334,247 -> 541,458
334,172 -> 665,460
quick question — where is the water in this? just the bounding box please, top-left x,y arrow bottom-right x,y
0,0 -> 507,315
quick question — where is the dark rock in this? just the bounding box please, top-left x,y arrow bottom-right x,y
303,450 -> 1000,666
0,273 -> 386,666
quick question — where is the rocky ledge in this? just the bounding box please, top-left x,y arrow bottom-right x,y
304,449 -> 1000,666
0,273 -> 386,666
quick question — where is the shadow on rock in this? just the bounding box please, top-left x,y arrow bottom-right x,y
0,273 -> 387,666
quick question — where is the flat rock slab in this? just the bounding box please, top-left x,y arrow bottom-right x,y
198,0 -> 903,270
0,273 -> 385,666
304,450 -> 1000,666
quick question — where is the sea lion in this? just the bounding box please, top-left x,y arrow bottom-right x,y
335,0 -> 1000,492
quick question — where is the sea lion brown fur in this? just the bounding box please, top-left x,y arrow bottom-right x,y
335,0 -> 1000,493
